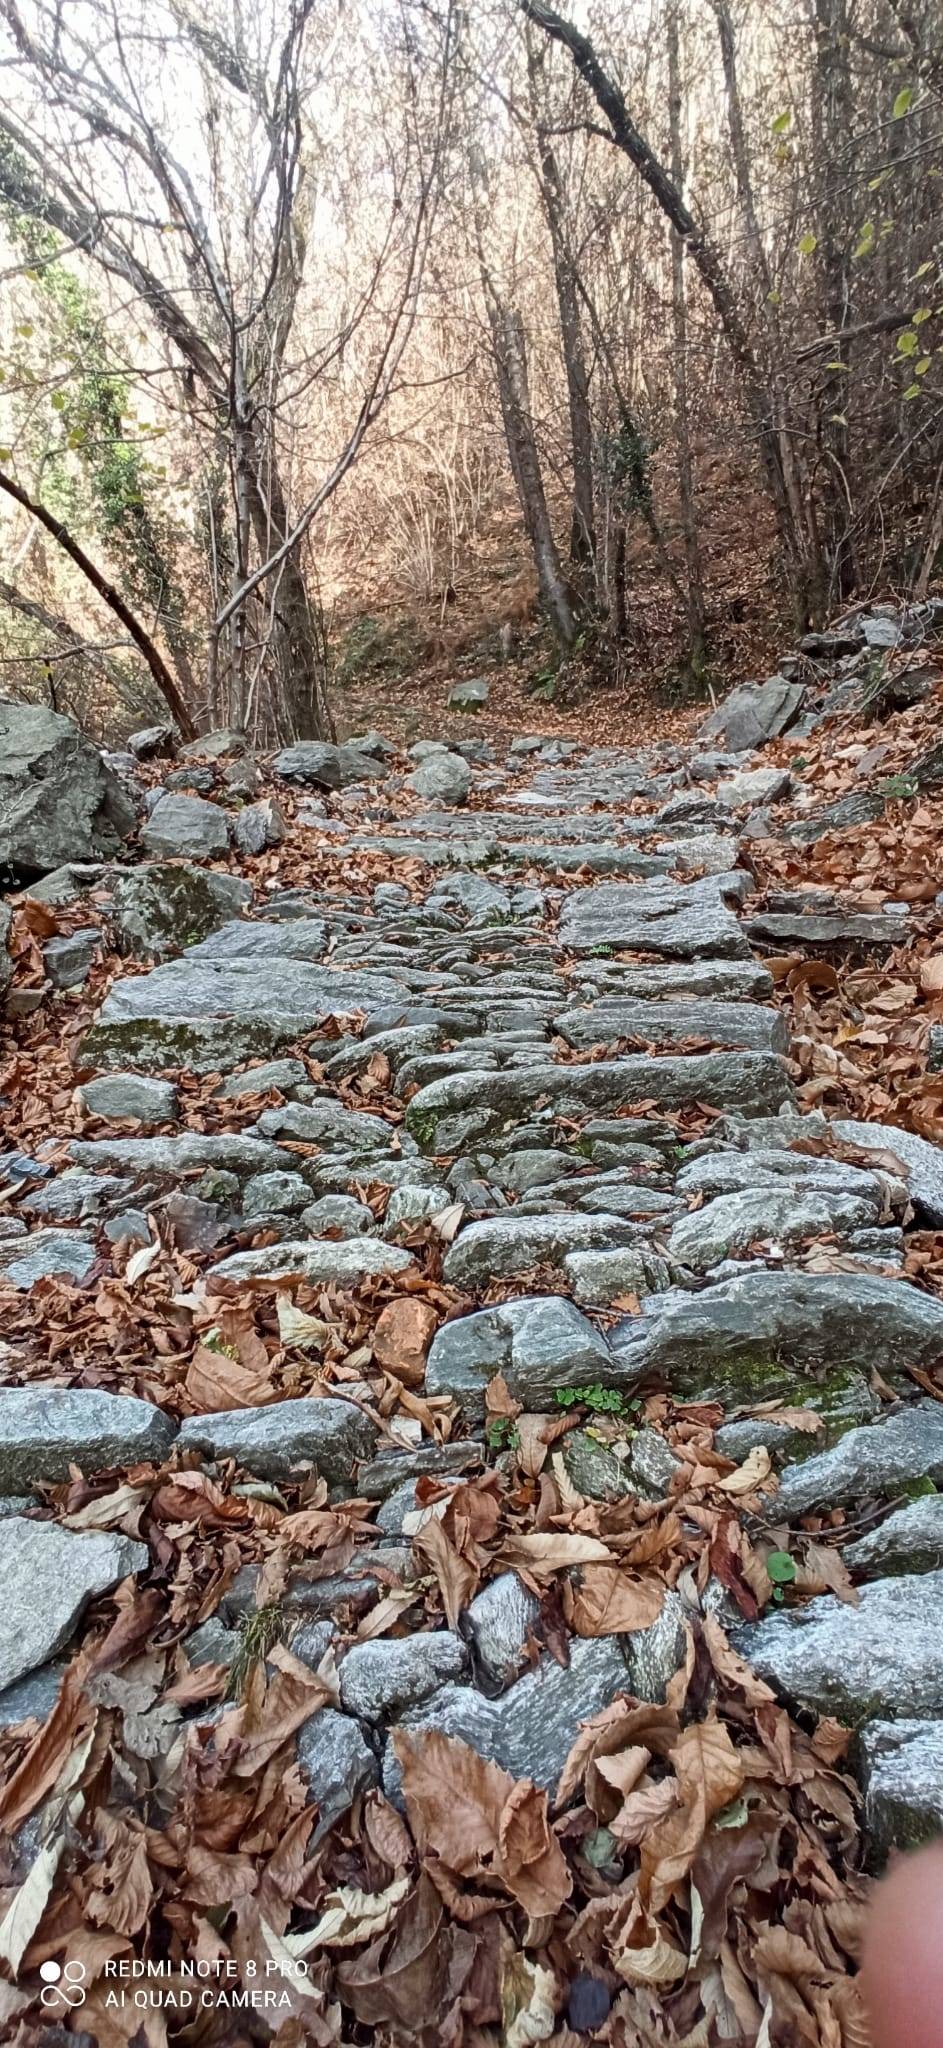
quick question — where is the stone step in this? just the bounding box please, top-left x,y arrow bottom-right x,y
860,1720 -> 943,1861
406,1051 -> 792,1150
775,1402 -> 943,1518
558,876 -> 751,959
732,1572 -> 943,1726
555,996 -> 787,1054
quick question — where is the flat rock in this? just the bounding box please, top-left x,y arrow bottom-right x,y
141,792 -> 230,859
860,1720 -> 943,1859
177,1396 -> 376,1482
844,1495 -> 943,1577
775,1402 -> 943,1517
109,863 -> 251,961
274,743 -> 343,789
408,1052 -> 791,1149
78,1074 -> 179,1125
339,1633 -> 467,1719
747,909 -> 908,951
426,1295 -> 624,1420
564,1246 -> 671,1304
96,958 -> 402,1026
188,919 -> 327,960
668,1185 -> 878,1271
733,1571 -> 943,1725
574,959 -> 773,1001
0,1385 -> 175,1489
69,1132 -> 286,1177
558,876 -> 750,959
555,997 -> 787,1055
0,1229 -> 97,1289
0,1518 -> 148,1690
443,1210 -> 635,1286
831,1117 -> 943,1227
406,752 -> 472,804
717,767 -> 792,807
208,1238 -> 412,1285
388,1636 -> 629,1800
610,1270 -> 943,1406
296,1708 -> 379,1837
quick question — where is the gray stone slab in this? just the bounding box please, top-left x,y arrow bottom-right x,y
187,919 -> 328,961
844,1495 -> 943,1577
426,1295 -> 624,1420
109,863 -> 251,962
733,1572 -> 943,1725
860,1719 -> 943,1859
574,958 -> 773,1001
208,1238 -> 412,1285
0,1385 -> 175,1489
832,1118 -> 943,1227
775,1402 -> 943,1518
0,1519 -> 148,1690
668,1185 -> 879,1272
177,1396 -> 376,1483
69,1132 -> 286,1177
0,1220 -> 98,1289
698,678 -> 805,751
443,1210 -> 636,1286
555,998 -> 786,1055
388,1636 -> 629,1800
339,1633 -> 467,1719
297,1708 -> 379,1838
78,1074 -> 179,1124
96,958 -> 403,1027
407,1052 -> 791,1150
558,876 -> 750,959
610,1270 -> 943,1406
141,793 -> 230,859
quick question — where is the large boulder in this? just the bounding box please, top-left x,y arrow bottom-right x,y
0,701 -> 137,880
698,677 -> 805,752
406,751 -> 472,805
141,793 -> 230,860
109,863 -> 251,960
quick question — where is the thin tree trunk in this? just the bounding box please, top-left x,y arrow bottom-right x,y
706,0 -> 823,620
518,0 -> 807,606
485,293 -> 577,648
0,469 -> 196,736
666,3 -> 708,679
812,0 -> 857,602
915,457 -> 943,598
526,37 -> 596,584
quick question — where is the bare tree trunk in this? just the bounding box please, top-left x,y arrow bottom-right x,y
0,469 -> 196,736
518,0 -> 810,613
485,292 -> 577,648
245,454 -> 335,741
812,0 -> 857,602
666,3 -> 708,680
526,37 -> 597,586
706,0 -> 824,621
915,457 -> 943,598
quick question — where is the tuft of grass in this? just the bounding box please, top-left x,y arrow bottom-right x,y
226,1604 -> 284,1699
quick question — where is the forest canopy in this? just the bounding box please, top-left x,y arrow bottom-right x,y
0,0 -> 940,740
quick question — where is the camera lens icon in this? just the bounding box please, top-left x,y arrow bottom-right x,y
40,1958 -> 87,2008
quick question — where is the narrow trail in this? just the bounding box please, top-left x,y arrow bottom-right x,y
3,702 -> 943,2039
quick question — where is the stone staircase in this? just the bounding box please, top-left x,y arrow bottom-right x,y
3,731 -> 943,1865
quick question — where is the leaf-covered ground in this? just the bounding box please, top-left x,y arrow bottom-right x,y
4,641 -> 943,2046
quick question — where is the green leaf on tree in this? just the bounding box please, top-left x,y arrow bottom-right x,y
893,85 -> 914,117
